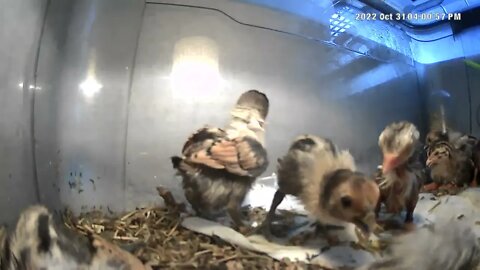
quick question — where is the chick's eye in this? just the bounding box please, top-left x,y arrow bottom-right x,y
340,196 -> 352,208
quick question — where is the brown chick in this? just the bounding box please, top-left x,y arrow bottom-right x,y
1,205 -> 151,270
259,135 -> 379,239
424,131 -> 478,193
376,121 -> 422,224
171,90 -> 269,230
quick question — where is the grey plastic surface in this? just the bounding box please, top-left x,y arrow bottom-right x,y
0,0 -> 47,226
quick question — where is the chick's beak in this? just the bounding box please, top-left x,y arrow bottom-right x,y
426,155 -> 437,167
382,153 -> 400,174
353,211 -> 376,235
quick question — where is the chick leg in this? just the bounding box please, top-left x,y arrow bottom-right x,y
226,196 -> 250,234
373,192 -> 390,233
404,191 -> 418,224
253,190 -> 286,238
422,182 -> 440,192
374,200 -> 386,234
471,168 -> 478,188
404,203 -> 415,223
375,194 -> 385,218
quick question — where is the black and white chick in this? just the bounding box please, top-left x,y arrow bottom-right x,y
376,121 -> 423,225
171,90 -> 269,231
0,205 -> 151,270
358,219 -> 480,270
258,135 -> 379,239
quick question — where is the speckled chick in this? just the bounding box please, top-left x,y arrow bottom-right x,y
260,135 -> 379,237
424,129 -> 478,191
171,90 -> 269,229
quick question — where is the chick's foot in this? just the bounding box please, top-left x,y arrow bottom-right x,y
403,222 -> 417,232
422,182 -> 440,192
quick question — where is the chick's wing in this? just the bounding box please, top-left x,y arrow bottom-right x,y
185,135 -> 268,177
181,127 -> 227,156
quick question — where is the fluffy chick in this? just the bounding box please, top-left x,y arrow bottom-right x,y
424,129 -> 478,192
260,135 -> 379,238
359,220 -> 480,270
1,205 -> 150,270
376,121 -> 422,223
171,90 -> 269,229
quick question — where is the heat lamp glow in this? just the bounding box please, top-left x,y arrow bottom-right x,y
168,36 -> 225,101
79,76 -> 103,98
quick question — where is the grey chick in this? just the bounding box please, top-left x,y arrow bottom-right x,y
1,205 -> 151,270
259,135 -> 379,239
359,220 -> 480,270
171,90 -> 269,231
376,121 -> 423,224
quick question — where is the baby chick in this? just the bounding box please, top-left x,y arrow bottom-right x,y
259,135 -> 379,239
359,220 -> 480,270
171,90 -> 269,230
1,205 -> 150,270
376,121 -> 422,224
424,129 -> 478,192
